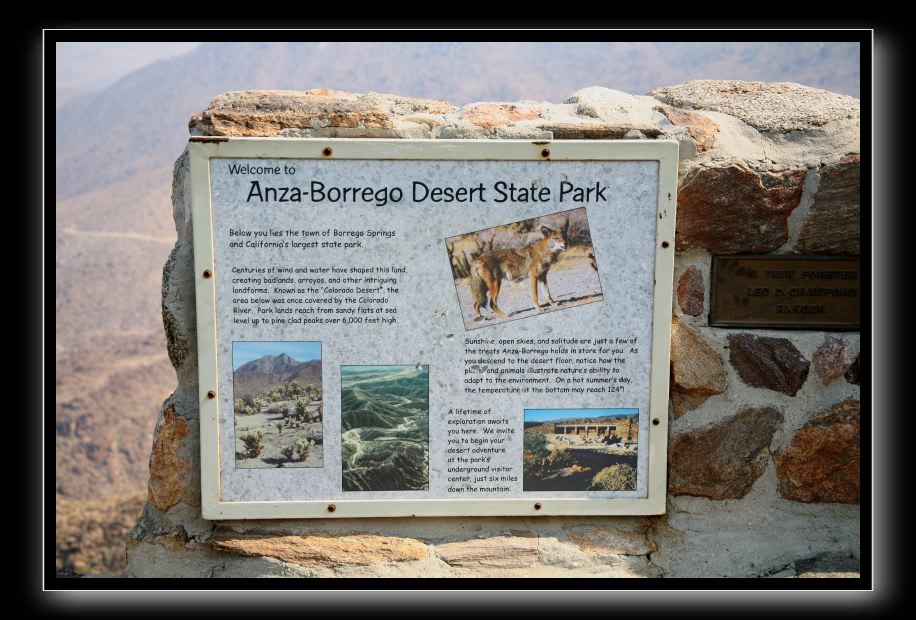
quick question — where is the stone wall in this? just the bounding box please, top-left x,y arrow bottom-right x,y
127,81 -> 860,578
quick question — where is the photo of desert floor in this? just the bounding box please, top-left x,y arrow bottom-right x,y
341,365 -> 430,492
446,207 -> 603,330
523,409 -> 638,492
232,342 -> 323,469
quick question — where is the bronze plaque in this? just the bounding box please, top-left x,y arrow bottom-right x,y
710,256 -> 860,330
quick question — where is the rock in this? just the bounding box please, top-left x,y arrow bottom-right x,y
676,266 -> 705,316
668,406 -> 783,499
795,154 -> 860,254
845,354 -> 860,385
206,529 -> 428,567
812,337 -> 847,385
563,526 -> 656,556
676,163 -> 806,253
671,392 -> 710,419
670,318 -> 727,396
458,102 -> 544,130
565,87 -> 659,126
536,122 -> 662,139
775,400 -> 860,504
655,105 -> 718,151
793,552 -> 860,578
727,334 -> 810,396
649,80 -> 859,133
434,536 -> 539,568
189,89 -> 453,136
147,403 -> 191,511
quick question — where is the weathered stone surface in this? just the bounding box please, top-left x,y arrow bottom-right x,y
189,89 -> 453,136
676,163 -> 806,253
795,154 -> 860,254
775,400 -> 860,504
812,336 -> 847,385
670,318 -> 727,396
538,122 -> 663,139
563,526 -> 656,556
845,354 -> 860,385
565,87 -> 658,124
650,80 -> 860,133
655,105 -> 718,151
793,552 -> 860,578
147,403 -> 190,511
671,392 -> 710,419
668,406 -> 784,499
458,102 -> 544,130
676,266 -> 705,316
434,536 -> 539,568
206,529 -> 428,566
727,334 -> 810,396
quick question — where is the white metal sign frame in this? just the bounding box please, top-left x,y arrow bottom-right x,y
189,137 -> 678,519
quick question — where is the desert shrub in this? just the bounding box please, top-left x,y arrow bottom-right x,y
276,421 -> 284,434
295,398 -> 308,417
234,399 -> 245,415
588,464 -> 637,491
279,445 -> 296,462
240,430 -> 264,458
546,447 -> 574,469
295,438 -> 312,462
523,431 -> 549,474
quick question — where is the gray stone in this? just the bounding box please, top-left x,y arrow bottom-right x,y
650,80 -> 859,133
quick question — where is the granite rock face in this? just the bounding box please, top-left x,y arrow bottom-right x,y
795,154 -> 860,254
670,318 -> 727,396
668,406 -> 784,499
675,163 -> 806,253
676,266 -> 705,316
775,400 -> 860,504
812,337 -> 847,385
727,334 -> 811,396
649,80 -> 860,133
655,105 -> 718,152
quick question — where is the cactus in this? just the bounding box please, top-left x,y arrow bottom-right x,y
240,430 -> 264,458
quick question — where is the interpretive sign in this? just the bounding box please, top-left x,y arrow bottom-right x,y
189,138 -> 678,518
709,256 -> 860,330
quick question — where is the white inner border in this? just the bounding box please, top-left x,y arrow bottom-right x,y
189,138 -> 678,519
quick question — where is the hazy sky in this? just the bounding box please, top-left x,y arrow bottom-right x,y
525,409 -> 640,423
56,42 -> 201,92
232,341 -> 321,369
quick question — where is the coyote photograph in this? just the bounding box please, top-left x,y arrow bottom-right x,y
446,208 -> 603,330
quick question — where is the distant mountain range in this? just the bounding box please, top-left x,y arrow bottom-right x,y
527,414 -> 638,425
233,354 -> 322,400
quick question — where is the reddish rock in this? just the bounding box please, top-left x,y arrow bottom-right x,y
655,105 -> 718,151
668,406 -> 784,499
775,400 -> 860,504
677,266 -> 705,316
670,318 -> 727,397
461,103 -> 544,130
812,337 -> 847,385
727,334 -> 810,396
147,404 -> 190,511
845,355 -> 860,385
676,163 -> 806,253
795,154 -> 860,255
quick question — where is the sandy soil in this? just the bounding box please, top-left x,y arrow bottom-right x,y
454,252 -> 603,330
234,399 -> 324,468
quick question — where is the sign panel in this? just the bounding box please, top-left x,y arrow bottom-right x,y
709,256 -> 860,330
189,138 -> 678,518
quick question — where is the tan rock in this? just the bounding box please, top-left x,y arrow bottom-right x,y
538,122 -> 662,139
147,404 -> 190,511
206,528 -> 428,567
563,526 -> 656,556
434,536 -> 539,568
671,392 -> 710,419
655,105 -> 718,151
670,317 -> 727,396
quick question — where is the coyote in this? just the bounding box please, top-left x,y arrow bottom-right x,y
470,218 -> 569,320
